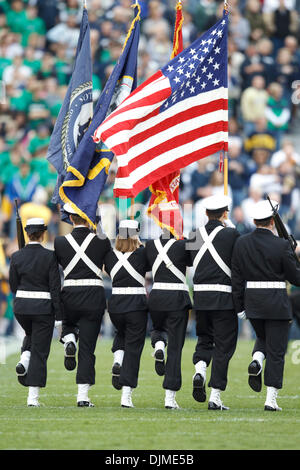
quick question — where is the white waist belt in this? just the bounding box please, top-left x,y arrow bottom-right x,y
194,284 -> 232,293
112,287 -> 146,295
152,282 -> 189,292
63,279 -> 103,287
16,290 -> 51,300
246,281 -> 286,289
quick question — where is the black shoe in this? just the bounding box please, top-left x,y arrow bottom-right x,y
64,342 -> 76,371
248,360 -> 262,392
192,373 -> 206,402
112,363 -> 122,390
208,401 -> 229,410
77,401 -> 95,407
154,349 -> 165,376
16,363 -> 26,376
18,375 -> 27,386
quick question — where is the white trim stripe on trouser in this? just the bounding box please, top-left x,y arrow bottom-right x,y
246,281 -> 286,289
63,279 -> 103,287
152,282 -> 189,291
194,284 -> 232,293
63,233 -> 102,279
112,287 -> 146,295
110,250 -> 145,286
16,290 -> 51,299
153,239 -> 187,285
193,226 -> 231,278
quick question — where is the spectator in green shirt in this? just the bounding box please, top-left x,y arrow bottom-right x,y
21,5 -> 46,47
6,0 -> 27,35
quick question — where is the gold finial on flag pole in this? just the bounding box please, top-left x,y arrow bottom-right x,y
83,0 -> 87,9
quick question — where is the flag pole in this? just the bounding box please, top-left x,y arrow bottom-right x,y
224,0 -> 229,196
83,0 -> 87,8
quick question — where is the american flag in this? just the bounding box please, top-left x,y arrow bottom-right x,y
93,13 -> 229,198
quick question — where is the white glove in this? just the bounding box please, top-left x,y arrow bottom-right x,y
237,311 -> 246,320
55,321 -> 62,329
224,219 -> 236,228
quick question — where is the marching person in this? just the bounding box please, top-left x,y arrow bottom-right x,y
9,218 -> 62,407
54,203 -> 111,407
104,219 -> 149,408
145,227 -> 192,409
187,195 -> 240,410
231,199 -> 300,411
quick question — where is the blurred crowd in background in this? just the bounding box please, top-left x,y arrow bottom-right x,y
0,0 -> 300,338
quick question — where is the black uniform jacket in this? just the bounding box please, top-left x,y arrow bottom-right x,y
54,227 -> 111,312
145,236 -> 192,312
187,220 -> 240,311
231,228 -> 300,320
9,243 -> 63,319
104,246 -> 150,314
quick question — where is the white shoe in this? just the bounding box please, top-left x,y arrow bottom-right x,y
208,388 -> 229,410
264,387 -> 282,411
27,387 -> 40,407
16,351 -> 31,376
27,398 -> 40,407
121,386 -> 134,408
165,390 -> 180,409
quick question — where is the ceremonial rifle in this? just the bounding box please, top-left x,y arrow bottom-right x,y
267,196 -> 298,260
14,199 -> 25,249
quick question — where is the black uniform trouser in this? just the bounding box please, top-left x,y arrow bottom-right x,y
193,309 -> 238,391
250,318 -> 291,389
150,308 -> 189,392
110,310 -> 148,389
61,309 -> 104,385
15,314 -> 54,388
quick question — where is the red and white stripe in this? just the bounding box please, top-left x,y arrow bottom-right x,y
93,70 -> 228,198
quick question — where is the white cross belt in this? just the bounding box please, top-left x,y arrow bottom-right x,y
194,284 -> 232,293
63,279 -> 104,287
112,287 -> 146,295
16,290 -> 51,300
246,281 -> 286,289
152,282 -> 189,291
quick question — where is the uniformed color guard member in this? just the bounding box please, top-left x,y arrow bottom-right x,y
9,218 -> 62,407
104,219 -> 149,408
231,199 -> 300,411
187,195 -> 240,410
145,228 -> 192,409
54,203 -> 111,407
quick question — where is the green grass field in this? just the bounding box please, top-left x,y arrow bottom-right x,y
0,337 -> 299,450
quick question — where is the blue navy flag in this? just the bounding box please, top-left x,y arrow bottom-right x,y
47,7 -> 93,206
59,5 -> 141,228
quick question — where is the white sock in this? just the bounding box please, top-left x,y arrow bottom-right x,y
63,333 -> 76,346
28,386 -> 39,401
77,383 -> 90,402
195,360 -> 206,379
265,386 -> 278,405
20,350 -> 31,370
113,349 -> 124,366
253,351 -> 265,368
155,341 -> 165,353
209,388 -> 221,403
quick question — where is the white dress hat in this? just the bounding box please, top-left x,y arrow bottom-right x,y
251,199 -> 279,220
25,218 -> 47,233
202,195 -> 232,211
63,203 -> 79,215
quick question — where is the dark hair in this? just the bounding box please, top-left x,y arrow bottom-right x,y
28,231 -> 44,241
70,214 -> 87,225
206,208 -> 227,220
254,216 -> 273,227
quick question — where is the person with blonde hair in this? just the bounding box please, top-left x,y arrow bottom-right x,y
104,219 -> 149,408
